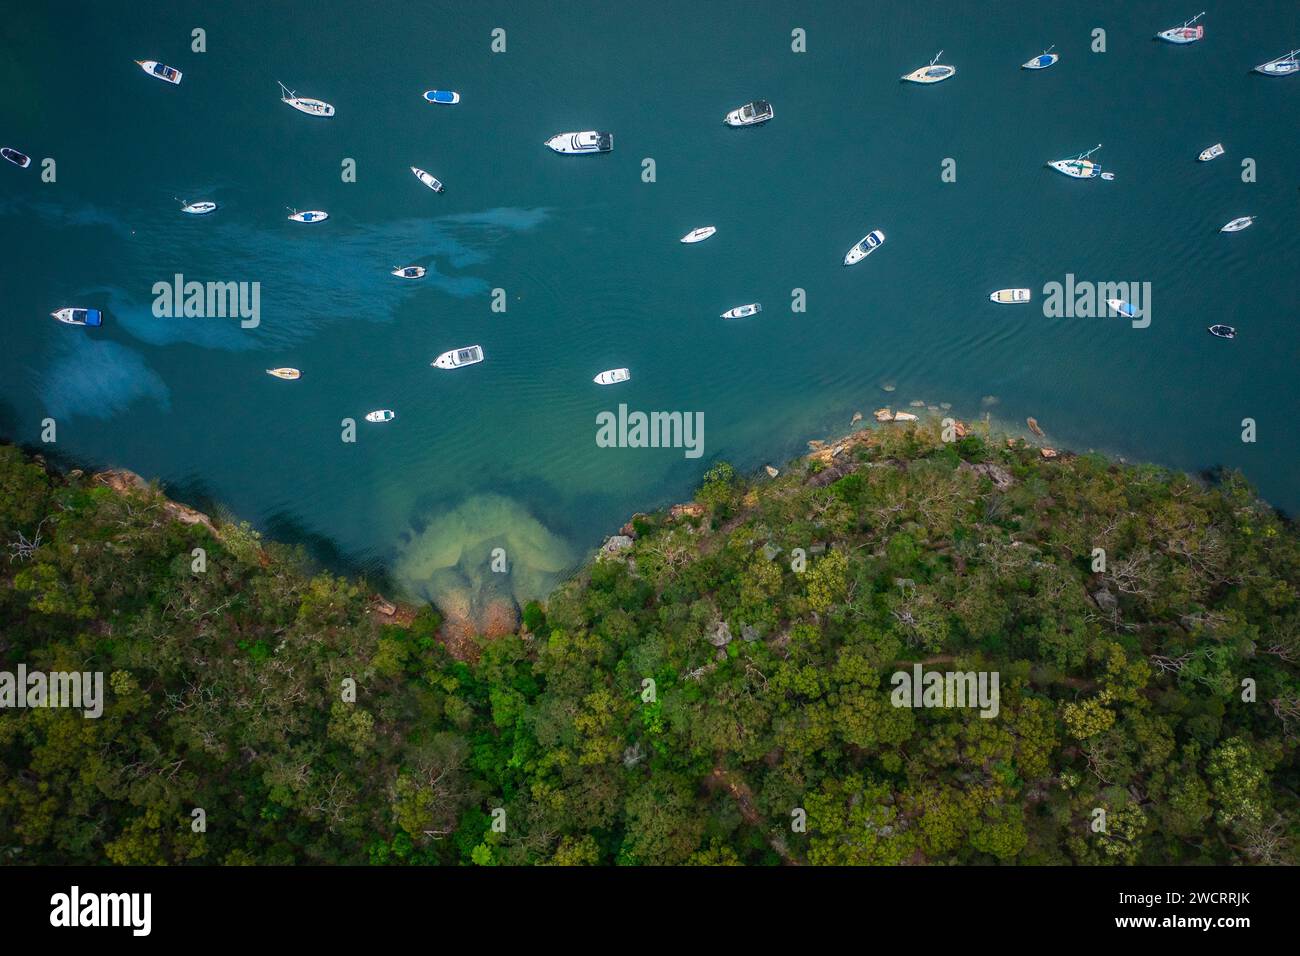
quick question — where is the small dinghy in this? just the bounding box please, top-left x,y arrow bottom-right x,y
1198,143 -> 1225,162
1100,172 -> 1116,181
1106,299 -> 1140,319
176,197 -> 217,215
1156,12 -> 1205,44
902,52 -> 956,83
681,226 -> 717,244
266,368 -> 300,380
844,229 -> 886,265
364,410 -> 395,423
286,207 -> 328,223
278,81 -> 334,117
990,288 -> 1031,304
433,345 -> 484,369
2,147 -> 31,168
545,131 -> 613,153
721,303 -> 761,320
593,368 -> 630,385
1207,324 -> 1236,339
423,90 -> 460,104
1220,216 -> 1255,233
51,308 -> 103,327
136,60 -> 182,85
724,100 -> 774,126
392,265 -> 426,279
1255,50 -> 1300,76
410,166 -> 444,192
1048,144 -> 1103,178
1022,45 -> 1059,70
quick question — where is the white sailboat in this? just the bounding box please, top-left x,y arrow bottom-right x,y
1047,144 -> 1103,179
286,207 -> 328,223
266,368 -> 300,380
176,197 -> 217,215
680,226 -> 716,244
902,51 -> 956,83
721,303 -> 761,319
1022,45 -> 1059,70
1220,216 -> 1256,233
392,266 -> 426,279
279,81 -> 335,117
1156,12 -> 1205,44
1255,50 -> 1300,75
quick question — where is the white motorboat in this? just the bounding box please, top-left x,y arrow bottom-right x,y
2,147 -> 31,168
723,100 -> 774,126
1198,143 -> 1225,162
411,166 -> 444,192
902,52 -> 955,83
1220,216 -> 1255,233
392,265 -> 426,279
423,90 -> 461,105
1255,50 -> 1300,75
364,410 -> 395,423
286,207 -> 328,223
433,345 -> 485,369
266,368 -> 300,380
1022,45 -> 1059,70
990,288 -> 1031,304
721,303 -> 761,320
1106,299 -> 1140,320
1048,144 -> 1103,178
279,81 -> 334,116
136,60 -> 182,85
681,226 -> 717,244
544,131 -> 613,153
177,198 -> 217,215
51,308 -> 103,327
843,229 -> 885,265
1207,325 -> 1236,339
1156,12 -> 1205,44
593,368 -> 630,385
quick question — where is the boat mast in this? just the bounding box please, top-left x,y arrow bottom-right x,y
931,50 -> 943,65
1185,11 -> 1205,26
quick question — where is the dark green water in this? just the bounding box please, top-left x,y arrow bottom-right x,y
2,0 -> 1298,606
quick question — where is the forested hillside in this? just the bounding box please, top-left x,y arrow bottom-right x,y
1,422 -> 1296,865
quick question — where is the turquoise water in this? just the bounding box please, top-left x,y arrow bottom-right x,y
2,0 -> 1298,607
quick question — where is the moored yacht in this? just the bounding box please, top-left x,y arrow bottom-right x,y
136,60 -> 182,84
364,410 -> 395,423
593,368 -> 630,385
392,266 -> 426,279
266,368 -> 300,380
1156,12 -> 1205,44
411,166 -> 444,192
433,345 -> 485,369
844,230 -> 885,265
51,308 -> 103,327
286,207 -> 328,222
1048,144 -> 1103,178
177,198 -> 217,215
724,100 -> 774,126
2,147 -> 31,168
902,52 -> 955,83
1022,45 -> 1059,70
1220,216 -> 1255,233
423,90 -> 460,105
1255,50 -> 1300,75
545,131 -> 613,153
1207,325 -> 1236,339
1106,299 -> 1140,320
990,288 -> 1031,304
1198,143 -> 1224,162
721,303 -> 761,319
278,81 -> 335,116
681,226 -> 717,244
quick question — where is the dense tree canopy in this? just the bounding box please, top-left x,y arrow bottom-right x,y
0,423 -> 1296,865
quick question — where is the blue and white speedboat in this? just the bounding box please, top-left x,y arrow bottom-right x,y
1106,299 -> 1140,320
135,60 -> 182,85
423,90 -> 460,104
844,229 -> 885,265
51,308 -> 103,327
1022,45 -> 1059,69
